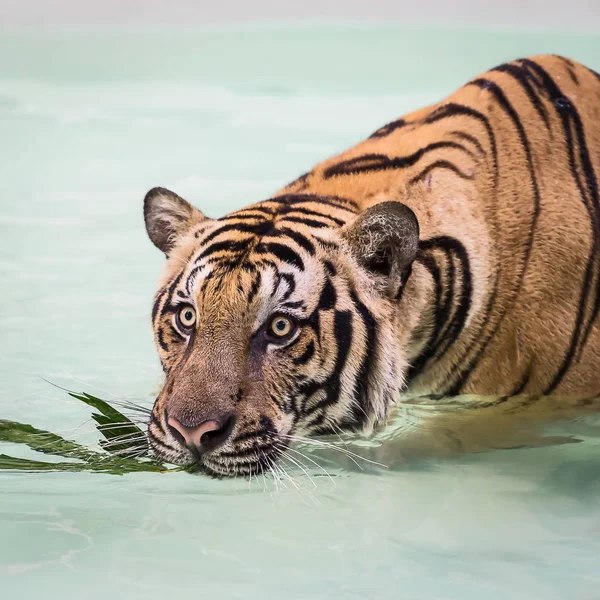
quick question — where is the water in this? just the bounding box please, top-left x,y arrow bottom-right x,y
1,26 -> 600,598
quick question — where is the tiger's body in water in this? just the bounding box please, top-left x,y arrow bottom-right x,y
143,55 -> 600,476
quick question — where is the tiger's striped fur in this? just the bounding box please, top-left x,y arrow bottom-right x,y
144,55 -> 600,476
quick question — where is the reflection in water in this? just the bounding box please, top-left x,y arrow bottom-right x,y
292,394 -> 600,475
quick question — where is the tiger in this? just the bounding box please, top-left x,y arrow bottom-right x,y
143,54 -> 600,477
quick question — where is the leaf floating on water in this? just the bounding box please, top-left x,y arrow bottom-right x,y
0,454 -> 92,472
67,391 -> 149,455
0,418 -> 98,462
0,387 -> 176,475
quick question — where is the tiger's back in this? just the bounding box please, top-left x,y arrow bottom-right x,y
277,54 -> 600,397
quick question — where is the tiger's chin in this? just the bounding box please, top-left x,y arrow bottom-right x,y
200,449 -> 285,478
149,439 -> 288,479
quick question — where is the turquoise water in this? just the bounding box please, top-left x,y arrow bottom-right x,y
1,26 -> 600,598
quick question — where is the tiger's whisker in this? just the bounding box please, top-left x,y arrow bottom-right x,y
283,445 -> 336,485
279,433 -> 363,468
281,433 -> 387,469
101,435 -> 148,448
273,462 -> 292,491
259,460 -> 268,493
280,451 -> 317,489
95,422 -> 147,432
275,460 -> 300,491
105,445 -> 149,457
329,422 -> 353,449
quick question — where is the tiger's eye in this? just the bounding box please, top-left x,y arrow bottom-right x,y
178,306 -> 196,329
269,315 -> 293,338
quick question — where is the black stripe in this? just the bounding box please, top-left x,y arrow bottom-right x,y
443,76 -> 544,393
170,326 -> 186,343
369,118 -> 406,138
281,206 -> 347,226
278,272 -> 296,301
284,172 -> 310,191
469,75 -> 541,273
423,103 -> 498,191
160,270 -> 186,317
407,237 -> 471,381
197,239 -> 250,261
151,288 -> 167,323
151,410 -> 167,436
317,195 -> 360,211
219,208 -> 274,221
349,290 -> 378,427
282,300 -> 304,309
522,61 -> 600,353
156,326 -> 169,352
426,238 -> 472,362
219,444 -> 276,459
246,270 -> 262,306
147,428 -> 175,453
318,277 -> 336,310
518,59 -> 600,392
492,63 -> 551,130
432,250 -> 457,350
511,367 -> 531,395
277,216 -> 331,229
301,309 -> 353,417
323,260 -> 337,276
269,193 -> 359,211
232,429 -> 270,444
200,221 -> 272,246
193,224 -> 212,239
442,273 -> 501,394
553,55 -> 579,85
449,130 -> 486,156
409,159 -> 474,184
269,228 -> 316,255
323,141 -> 475,179
185,264 -> 206,295
324,152 -> 403,178
407,254 -> 443,380
292,340 -> 315,365
254,242 -> 305,271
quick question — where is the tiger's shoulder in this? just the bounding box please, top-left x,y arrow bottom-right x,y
279,54 -> 600,207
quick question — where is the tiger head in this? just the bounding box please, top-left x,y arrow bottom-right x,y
143,187 -> 420,476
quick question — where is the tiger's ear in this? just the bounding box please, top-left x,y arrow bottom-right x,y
143,187 -> 208,255
343,202 -> 419,298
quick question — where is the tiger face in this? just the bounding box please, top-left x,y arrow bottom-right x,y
143,187 -> 420,476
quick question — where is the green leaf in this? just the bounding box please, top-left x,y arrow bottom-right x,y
0,454 -> 92,472
0,452 -> 170,474
67,391 -> 148,455
0,418 -> 167,474
0,385 -> 180,474
0,419 -> 97,461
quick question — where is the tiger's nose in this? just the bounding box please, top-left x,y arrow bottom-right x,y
166,413 -> 235,455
